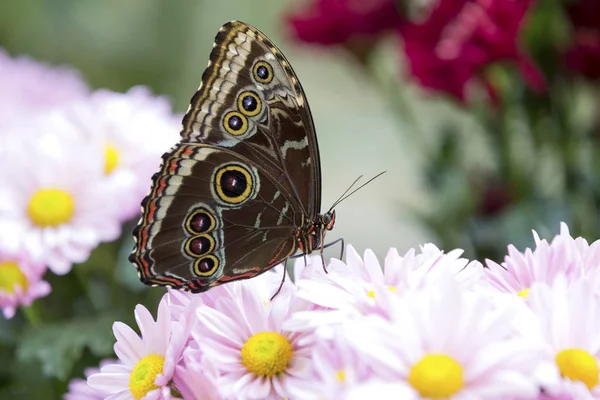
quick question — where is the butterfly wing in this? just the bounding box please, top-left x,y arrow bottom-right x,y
130,142 -> 299,292
181,21 -> 322,218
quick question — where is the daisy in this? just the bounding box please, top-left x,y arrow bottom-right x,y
343,272 -> 541,399
87,296 -> 188,400
284,333 -> 372,399
172,346 -> 220,400
0,248 -> 51,319
0,48 -> 89,128
285,244 -> 482,336
483,222 -> 599,296
525,277 -> 600,398
338,244 -> 482,290
64,359 -> 118,400
80,86 -> 180,222
0,110 -> 122,274
192,273 -> 313,400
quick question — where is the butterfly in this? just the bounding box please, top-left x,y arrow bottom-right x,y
129,20 -> 340,293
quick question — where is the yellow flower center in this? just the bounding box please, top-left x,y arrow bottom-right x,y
556,348 -> 599,390
336,370 -> 345,382
104,144 -> 120,174
388,285 -> 397,292
366,290 -> 375,298
0,261 -> 28,293
408,354 -> 464,398
517,288 -> 530,298
27,188 -> 75,227
241,332 -> 293,377
129,354 -> 165,400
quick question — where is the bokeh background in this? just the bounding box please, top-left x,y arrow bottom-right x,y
1,0 -> 599,398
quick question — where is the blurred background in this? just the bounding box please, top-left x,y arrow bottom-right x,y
0,0 -> 598,397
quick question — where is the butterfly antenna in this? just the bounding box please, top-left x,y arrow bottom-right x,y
328,175 -> 363,210
328,171 -> 386,213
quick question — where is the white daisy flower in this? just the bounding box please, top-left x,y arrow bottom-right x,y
192,274 -> 313,400
80,86 -> 180,223
525,277 -> 600,398
87,297 -> 188,400
0,248 -> 51,319
0,111 -> 122,274
343,272 -> 541,399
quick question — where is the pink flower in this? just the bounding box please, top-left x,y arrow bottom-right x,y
87,297 -> 188,400
525,278 -> 600,398
484,222 -> 600,295
344,273 -> 541,399
0,49 -> 89,128
64,359 -> 118,400
0,248 -> 51,319
192,274 -> 313,400
286,0 -> 404,45
285,244 -> 482,336
0,112 -> 122,274
285,335 -> 372,399
172,346 -> 220,400
399,0 -> 545,102
81,86 -> 180,222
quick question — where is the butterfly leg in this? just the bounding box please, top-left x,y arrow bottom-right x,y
270,264 -> 287,301
321,237 -> 345,259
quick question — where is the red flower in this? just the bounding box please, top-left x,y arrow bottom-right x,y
285,0 -> 404,45
564,0 -> 600,80
399,0 -> 545,102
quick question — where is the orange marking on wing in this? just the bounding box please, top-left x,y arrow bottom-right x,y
168,159 -> 179,174
154,177 -> 168,196
139,228 -> 149,250
147,199 -> 158,220
269,240 -> 296,265
218,267 -> 263,283
154,275 -> 183,285
181,146 -> 194,157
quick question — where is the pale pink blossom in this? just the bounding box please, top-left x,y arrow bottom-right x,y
0,48 -> 88,128
64,359 -> 118,400
524,278 -> 600,398
87,296 -> 188,400
192,273 -> 313,400
344,273 -> 541,399
0,249 -> 51,319
0,111 -> 122,274
484,223 -> 600,295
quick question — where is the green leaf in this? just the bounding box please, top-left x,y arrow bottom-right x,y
16,315 -> 115,380
115,230 -> 148,293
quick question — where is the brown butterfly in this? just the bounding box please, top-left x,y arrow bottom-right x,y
129,21 -> 340,293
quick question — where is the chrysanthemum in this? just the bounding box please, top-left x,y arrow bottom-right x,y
285,244 -> 482,335
192,273 -> 313,400
172,346 -> 220,400
484,222 -> 600,296
525,278 -> 600,398
284,334 -> 372,399
0,48 -> 89,128
87,297 -> 188,400
80,86 -> 180,222
343,273 -> 540,399
0,249 -> 51,319
0,111 -> 122,274
64,359 -> 118,400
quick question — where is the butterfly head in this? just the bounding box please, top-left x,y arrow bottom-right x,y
322,210 -> 336,231
296,211 -> 336,254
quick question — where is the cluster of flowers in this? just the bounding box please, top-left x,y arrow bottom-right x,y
67,223 -> 600,399
0,50 -> 181,318
286,0 -> 600,102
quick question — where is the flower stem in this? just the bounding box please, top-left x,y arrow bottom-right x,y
22,301 -> 42,327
